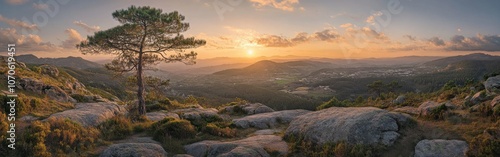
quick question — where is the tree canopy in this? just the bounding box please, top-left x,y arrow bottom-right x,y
77,6 -> 206,115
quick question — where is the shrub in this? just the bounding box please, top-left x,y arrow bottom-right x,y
153,119 -> 196,140
17,118 -> 99,157
427,104 -> 448,120
204,123 -> 236,137
98,116 -> 133,140
467,127 -> 500,157
317,97 -> 346,110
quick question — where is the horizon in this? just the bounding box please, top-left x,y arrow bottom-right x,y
1,0 -> 500,61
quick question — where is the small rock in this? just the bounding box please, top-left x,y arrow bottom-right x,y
220,103 -> 274,115
173,108 -> 220,122
491,95 -> 500,108
393,95 -> 406,105
19,115 -> 38,122
39,65 -> 59,77
100,143 -> 168,157
470,91 -> 487,105
418,101 -> 447,117
414,139 -> 468,157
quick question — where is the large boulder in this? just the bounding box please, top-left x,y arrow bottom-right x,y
484,75 -> 500,95
173,108 -> 221,122
220,103 -> 274,115
414,139 -> 468,157
233,109 -> 311,129
48,102 -> 127,127
100,143 -> 168,157
285,107 -> 413,146
146,111 -> 180,122
185,135 -> 287,157
418,101 -> 447,117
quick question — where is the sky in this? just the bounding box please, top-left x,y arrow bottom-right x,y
0,0 -> 500,61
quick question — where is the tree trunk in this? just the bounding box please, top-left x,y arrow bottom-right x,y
137,52 -> 146,116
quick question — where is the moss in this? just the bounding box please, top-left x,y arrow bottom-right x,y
98,116 -> 133,140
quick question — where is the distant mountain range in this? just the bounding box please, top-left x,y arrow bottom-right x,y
423,53 -> 500,67
16,54 -> 103,69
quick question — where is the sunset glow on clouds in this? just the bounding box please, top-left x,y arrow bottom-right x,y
0,0 -> 499,60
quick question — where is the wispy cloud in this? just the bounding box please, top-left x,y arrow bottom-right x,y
32,3 -> 49,10
73,21 -> 100,32
0,15 -> 38,31
249,0 -> 300,11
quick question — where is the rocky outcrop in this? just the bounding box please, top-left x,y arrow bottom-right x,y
18,78 -> 76,103
484,75 -> 500,95
100,143 -> 168,157
220,103 -> 275,115
39,65 -> 59,77
418,101 -> 446,117
146,111 -> 180,122
48,102 -> 127,127
184,135 -> 287,157
414,139 -> 468,157
173,108 -> 221,122
285,107 -> 413,146
233,109 -> 311,129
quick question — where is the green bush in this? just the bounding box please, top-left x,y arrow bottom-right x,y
317,97 -> 347,110
153,119 -> 196,140
98,116 -> 133,140
467,127 -> 500,157
428,104 -> 448,120
17,118 -> 99,157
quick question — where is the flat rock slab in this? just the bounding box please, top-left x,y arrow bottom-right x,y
233,109 -> 311,129
185,135 -> 288,157
414,139 -> 468,157
285,107 -> 413,147
146,111 -> 180,122
48,102 -> 127,127
100,143 -> 168,157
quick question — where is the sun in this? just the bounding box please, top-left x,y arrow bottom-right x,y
246,49 -> 254,56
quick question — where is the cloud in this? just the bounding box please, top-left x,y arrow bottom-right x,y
0,28 -> 58,52
249,0 -> 300,11
366,11 -> 383,24
61,29 -> 83,49
32,3 -> 49,10
311,28 -> 339,42
403,35 -> 416,41
447,34 -> 500,51
254,35 -> 294,47
428,37 -> 445,46
340,23 -> 353,28
5,0 -> 27,5
0,15 -> 38,31
73,21 -> 100,32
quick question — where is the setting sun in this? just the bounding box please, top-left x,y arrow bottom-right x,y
246,49 -> 254,56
